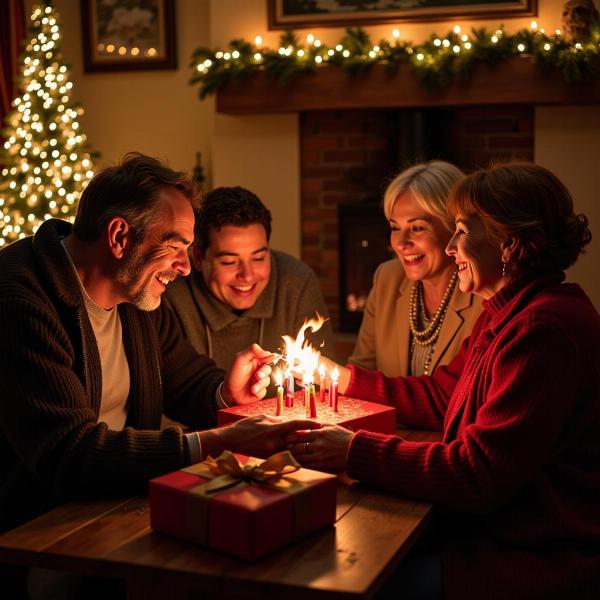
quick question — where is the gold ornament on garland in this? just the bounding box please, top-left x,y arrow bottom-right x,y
189,21 -> 600,98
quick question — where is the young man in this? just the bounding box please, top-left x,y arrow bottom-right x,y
0,155 -> 312,538
165,186 -> 334,377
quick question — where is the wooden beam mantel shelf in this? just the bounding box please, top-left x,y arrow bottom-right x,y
216,57 -> 600,114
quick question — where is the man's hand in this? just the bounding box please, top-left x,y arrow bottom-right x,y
223,344 -> 274,406
200,415 -> 322,459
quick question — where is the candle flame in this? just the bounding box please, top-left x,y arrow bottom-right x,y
274,368 -> 282,387
331,367 -> 339,382
280,312 -> 327,377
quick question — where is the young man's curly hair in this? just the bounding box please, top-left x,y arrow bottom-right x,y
195,186 -> 272,254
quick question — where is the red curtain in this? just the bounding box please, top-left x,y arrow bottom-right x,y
0,0 -> 26,140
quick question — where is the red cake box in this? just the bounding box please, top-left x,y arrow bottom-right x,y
150,451 -> 337,561
219,391 -> 396,434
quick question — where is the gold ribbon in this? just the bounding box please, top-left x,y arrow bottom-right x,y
185,450 -> 301,494
181,451 -> 318,548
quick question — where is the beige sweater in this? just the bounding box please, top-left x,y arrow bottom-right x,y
350,258 -> 483,377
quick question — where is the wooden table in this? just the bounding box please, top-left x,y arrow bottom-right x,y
0,430 -> 441,600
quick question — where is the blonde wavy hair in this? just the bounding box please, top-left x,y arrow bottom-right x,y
383,161 -> 464,232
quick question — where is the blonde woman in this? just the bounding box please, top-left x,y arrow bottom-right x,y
350,161 -> 482,377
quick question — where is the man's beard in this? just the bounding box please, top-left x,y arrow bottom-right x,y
115,245 -> 163,312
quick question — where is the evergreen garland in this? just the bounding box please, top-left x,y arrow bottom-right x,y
190,23 -> 600,97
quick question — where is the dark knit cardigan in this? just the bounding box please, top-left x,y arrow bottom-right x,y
346,273 -> 600,600
0,219 -> 224,532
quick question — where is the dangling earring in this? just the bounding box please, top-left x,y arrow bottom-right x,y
502,261 -> 507,277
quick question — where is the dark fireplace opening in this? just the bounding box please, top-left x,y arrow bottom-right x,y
300,106 -> 534,333
338,203 -> 394,333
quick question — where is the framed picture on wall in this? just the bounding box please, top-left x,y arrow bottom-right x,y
268,0 -> 537,29
81,0 -> 177,72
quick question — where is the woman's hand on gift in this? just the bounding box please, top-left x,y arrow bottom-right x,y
222,344 -> 274,406
202,415 -> 322,459
286,425 -> 354,472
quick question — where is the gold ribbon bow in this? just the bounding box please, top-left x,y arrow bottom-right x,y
181,450 -> 314,548
199,450 -> 301,493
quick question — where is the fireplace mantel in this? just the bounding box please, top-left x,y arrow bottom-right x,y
216,57 -> 600,114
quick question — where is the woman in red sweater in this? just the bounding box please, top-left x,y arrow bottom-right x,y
287,163 -> 600,600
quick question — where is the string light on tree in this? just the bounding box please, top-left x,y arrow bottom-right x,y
0,1 -> 96,246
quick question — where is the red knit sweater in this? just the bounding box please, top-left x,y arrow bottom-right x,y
346,273 -> 600,599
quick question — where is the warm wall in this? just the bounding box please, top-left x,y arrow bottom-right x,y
212,113 -> 300,256
210,1 -> 301,256
536,107 -> 600,307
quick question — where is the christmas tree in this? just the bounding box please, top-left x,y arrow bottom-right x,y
0,1 -> 96,247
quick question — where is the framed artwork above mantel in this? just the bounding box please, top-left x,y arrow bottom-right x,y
267,0 -> 537,29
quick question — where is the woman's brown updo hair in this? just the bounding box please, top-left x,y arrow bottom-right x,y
447,162 -> 591,275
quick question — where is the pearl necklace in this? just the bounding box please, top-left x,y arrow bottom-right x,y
409,271 -> 458,375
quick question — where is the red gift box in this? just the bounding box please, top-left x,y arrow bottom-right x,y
219,391 -> 396,434
150,451 -> 337,561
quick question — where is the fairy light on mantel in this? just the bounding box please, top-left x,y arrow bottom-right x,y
189,20 -> 600,99
0,2 -> 96,247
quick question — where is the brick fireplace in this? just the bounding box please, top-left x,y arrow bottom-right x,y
299,106 -> 534,333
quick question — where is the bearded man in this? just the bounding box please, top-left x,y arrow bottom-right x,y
0,153 -> 312,541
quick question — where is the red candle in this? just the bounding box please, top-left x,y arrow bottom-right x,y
309,383 -> 317,418
285,369 -> 294,407
318,365 -> 326,403
304,379 -> 310,415
275,369 -> 284,416
286,390 -> 294,408
331,367 -> 339,413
